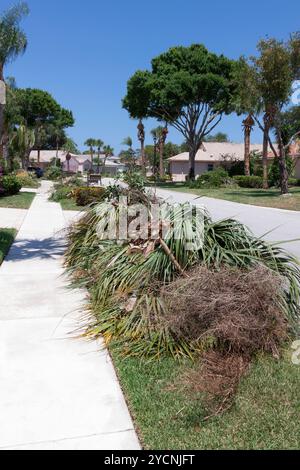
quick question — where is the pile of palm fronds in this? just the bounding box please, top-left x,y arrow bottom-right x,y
65,192 -> 300,359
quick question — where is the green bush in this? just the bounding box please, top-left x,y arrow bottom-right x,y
44,166 -> 62,181
50,185 -> 72,202
15,171 -> 39,188
288,178 -> 300,187
72,187 -> 106,206
233,175 -> 263,189
190,168 -> 232,189
268,156 -> 295,187
123,171 -> 146,191
0,175 -> 22,196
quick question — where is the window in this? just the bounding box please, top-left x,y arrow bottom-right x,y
207,163 -> 214,172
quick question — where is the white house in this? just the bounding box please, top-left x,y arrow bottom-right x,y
168,142 -> 300,181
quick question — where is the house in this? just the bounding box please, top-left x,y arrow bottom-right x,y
168,142 -> 300,181
29,150 -> 125,175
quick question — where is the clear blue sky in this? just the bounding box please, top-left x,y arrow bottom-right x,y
2,0 -> 300,153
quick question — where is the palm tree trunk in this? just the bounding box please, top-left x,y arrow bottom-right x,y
276,129 -> 289,195
243,115 -> 254,177
159,140 -> 164,178
244,128 -> 251,176
141,138 -> 146,174
262,115 -> 270,189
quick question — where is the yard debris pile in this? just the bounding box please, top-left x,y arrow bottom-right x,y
161,265 -> 290,416
65,186 -> 300,415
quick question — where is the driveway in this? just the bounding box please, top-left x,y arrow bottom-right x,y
154,188 -> 300,260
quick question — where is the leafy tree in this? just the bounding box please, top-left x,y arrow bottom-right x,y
123,44 -> 236,179
204,132 -> 229,142
235,35 -> 300,193
280,106 -> 300,145
15,88 -> 74,153
62,137 -> 79,154
0,2 -> 29,155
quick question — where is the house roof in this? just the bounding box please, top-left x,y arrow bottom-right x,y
168,142 -> 281,163
30,150 -> 121,164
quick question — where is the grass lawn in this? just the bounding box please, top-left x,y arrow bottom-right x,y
112,349 -> 300,450
149,183 -> 300,211
0,192 -> 36,209
59,197 -> 86,211
0,228 -> 17,264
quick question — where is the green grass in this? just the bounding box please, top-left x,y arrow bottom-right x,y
59,198 -> 86,211
0,192 -> 36,209
0,228 -> 17,264
150,184 -> 300,211
112,349 -> 300,450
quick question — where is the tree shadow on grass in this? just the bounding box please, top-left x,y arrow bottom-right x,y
226,190 -> 281,199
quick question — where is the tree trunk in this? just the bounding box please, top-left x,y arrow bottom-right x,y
0,63 -> 4,156
244,128 -> 251,176
0,105 -> 4,159
141,139 -> 146,174
159,140 -> 164,179
243,114 -> 254,177
277,129 -> 289,195
262,115 -> 270,189
37,149 -> 41,164
188,147 -> 197,181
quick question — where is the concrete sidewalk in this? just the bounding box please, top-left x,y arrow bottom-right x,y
0,181 -> 140,450
0,208 -> 27,230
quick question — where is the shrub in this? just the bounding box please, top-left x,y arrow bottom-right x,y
0,175 -> 22,196
268,156 -> 295,187
15,171 -> 39,189
50,184 -> 72,202
288,178 -> 300,187
72,187 -> 106,206
190,168 -> 233,189
233,175 -> 263,189
122,171 -> 146,191
44,166 -> 62,181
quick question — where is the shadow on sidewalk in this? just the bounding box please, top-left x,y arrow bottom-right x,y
6,237 -> 67,262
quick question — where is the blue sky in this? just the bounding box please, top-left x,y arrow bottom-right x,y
2,0 -> 300,153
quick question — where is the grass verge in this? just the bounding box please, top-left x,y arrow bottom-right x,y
0,192 -> 36,209
112,348 -> 300,450
59,198 -> 86,211
0,228 -> 17,264
149,184 -> 300,211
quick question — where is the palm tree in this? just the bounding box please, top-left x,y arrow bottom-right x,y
137,120 -> 146,172
94,139 -> 104,173
0,3 -> 29,155
103,144 -> 114,169
151,126 -> 168,178
11,124 -> 35,170
242,114 -> 255,176
84,138 -> 96,169
122,136 -> 133,149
